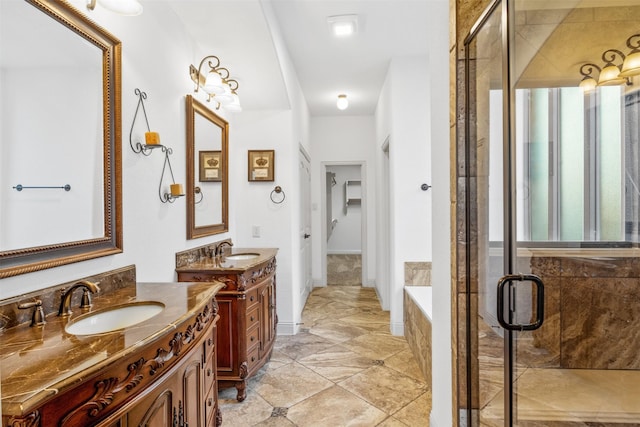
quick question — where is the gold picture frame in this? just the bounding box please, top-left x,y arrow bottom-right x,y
248,150 -> 274,181
199,150 -> 222,182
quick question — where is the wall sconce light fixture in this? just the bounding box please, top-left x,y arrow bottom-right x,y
620,34 -> 640,78
598,49 -> 628,86
578,33 -> 640,91
578,63 -> 601,93
86,0 -> 142,15
129,89 -> 184,203
190,55 -> 242,112
337,94 -> 349,110
159,149 -> 184,203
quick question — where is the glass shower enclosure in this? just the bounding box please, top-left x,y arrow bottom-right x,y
464,0 -> 640,425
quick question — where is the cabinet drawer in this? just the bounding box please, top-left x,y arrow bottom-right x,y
246,306 -> 259,330
204,387 -> 218,427
246,287 -> 259,307
247,344 -> 260,370
246,324 -> 260,349
204,332 -> 216,361
204,353 -> 216,392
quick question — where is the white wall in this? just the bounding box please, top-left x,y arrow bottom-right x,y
310,116 -> 376,287
426,2 -> 452,426
326,165 -> 362,253
375,56 -> 432,335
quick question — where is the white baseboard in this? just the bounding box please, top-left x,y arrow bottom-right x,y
390,321 -> 404,336
277,322 -> 300,336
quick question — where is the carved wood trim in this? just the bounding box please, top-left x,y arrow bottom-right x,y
238,361 -> 248,379
59,301 -> 214,425
7,411 -> 40,427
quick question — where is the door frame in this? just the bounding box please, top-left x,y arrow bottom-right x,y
320,161 -> 368,287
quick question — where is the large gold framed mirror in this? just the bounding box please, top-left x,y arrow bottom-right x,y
0,0 -> 122,278
186,95 -> 229,239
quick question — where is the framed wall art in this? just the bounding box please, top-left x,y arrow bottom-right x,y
199,150 -> 222,182
248,150 -> 274,182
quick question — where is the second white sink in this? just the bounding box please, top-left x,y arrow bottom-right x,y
224,253 -> 260,260
65,301 -> 165,335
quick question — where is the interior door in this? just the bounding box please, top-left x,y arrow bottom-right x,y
299,148 -> 312,297
469,0 -> 640,425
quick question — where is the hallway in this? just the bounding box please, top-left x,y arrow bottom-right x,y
219,286 -> 431,426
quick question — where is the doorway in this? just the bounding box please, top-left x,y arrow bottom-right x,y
462,1 -> 640,425
321,162 -> 367,287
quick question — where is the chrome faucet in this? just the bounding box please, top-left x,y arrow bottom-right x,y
214,241 -> 233,258
58,280 -> 101,316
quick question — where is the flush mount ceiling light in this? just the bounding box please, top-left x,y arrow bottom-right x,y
327,14 -> 358,37
190,55 -> 242,112
86,0 -> 143,15
337,94 -> 349,110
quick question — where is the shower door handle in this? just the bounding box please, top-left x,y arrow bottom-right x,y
497,274 -> 544,331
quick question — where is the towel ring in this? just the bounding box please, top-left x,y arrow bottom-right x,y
270,186 -> 285,204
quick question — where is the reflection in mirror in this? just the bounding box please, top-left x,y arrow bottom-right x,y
0,0 -> 122,278
186,95 -> 228,239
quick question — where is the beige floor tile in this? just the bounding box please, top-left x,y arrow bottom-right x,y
297,344 -> 374,382
393,392 -> 432,426
375,417 -> 411,426
385,349 -> 427,383
253,362 -> 333,408
287,385 -> 387,427
252,416 -> 297,426
219,390 -> 274,426
274,331 -> 339,360
339,365 -> 427,414
342,331 -> 410,360
308,320 -> 369,343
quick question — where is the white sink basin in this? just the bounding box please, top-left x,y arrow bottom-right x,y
224,253 -> 260,260
65,302 -> 165,335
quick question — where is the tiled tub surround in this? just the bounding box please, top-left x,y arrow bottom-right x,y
327,254 -> 362,285
0,266 -> 224,424
404,262 -> 432,286
404,286 -> 432,386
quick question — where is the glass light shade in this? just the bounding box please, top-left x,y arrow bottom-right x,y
336,94 -> 348,110
579,76 -> 597,93
598,64 -> 626,86
225,94 -> 242,112
620,51 -> 640,77
203,71 -> 224,95
97,0 -> 142,15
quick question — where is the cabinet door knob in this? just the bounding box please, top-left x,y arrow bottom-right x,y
250,316 -> 255,321
250,296 -> 255,301
208,397 -> 213,406
250,336 -> 255,342
207,368 -> 212,376
208,338 -> 213,346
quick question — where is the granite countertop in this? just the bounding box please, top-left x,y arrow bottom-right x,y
0,281 -> 224,417
176,247 -> 278,273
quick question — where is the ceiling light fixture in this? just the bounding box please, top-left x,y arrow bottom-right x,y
578,63 -> 600,93
86,0 -> 143,15
190,55 -> 242,112
327,15 -> 358,37
337,94 -> 349,110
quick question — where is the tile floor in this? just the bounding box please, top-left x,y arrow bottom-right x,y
218,286 -> 431,426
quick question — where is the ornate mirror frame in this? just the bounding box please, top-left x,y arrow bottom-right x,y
0,0 -> 122,279
186,95 -> 229,239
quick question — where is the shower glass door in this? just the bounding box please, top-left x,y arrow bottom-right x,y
467,0 -> 640,425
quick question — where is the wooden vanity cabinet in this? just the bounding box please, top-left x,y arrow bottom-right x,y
5,298 -> 222,427
177,257 -> 277,402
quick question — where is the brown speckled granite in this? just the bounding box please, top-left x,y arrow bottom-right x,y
0,278 -> 224,418
176,247 -> 278,273
175,239 -> 232,268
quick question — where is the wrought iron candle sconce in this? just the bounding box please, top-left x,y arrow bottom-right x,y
129,88 -> 184,203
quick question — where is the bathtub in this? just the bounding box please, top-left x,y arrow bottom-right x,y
404,286 -> 432,385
